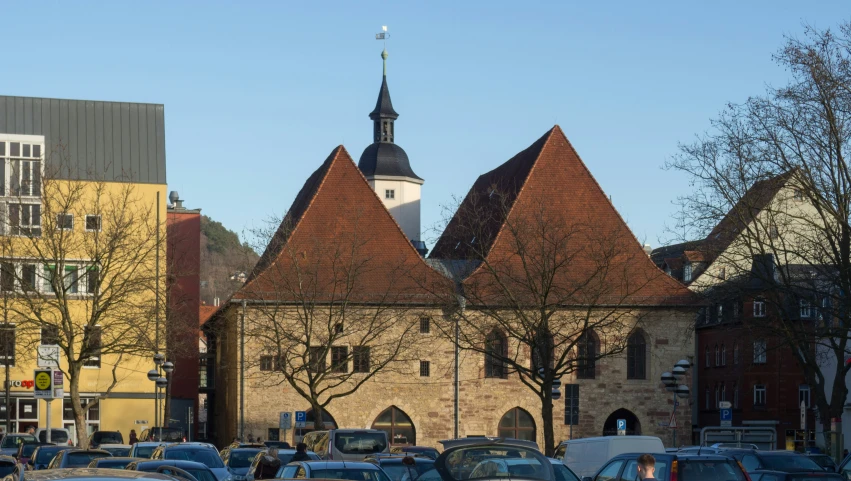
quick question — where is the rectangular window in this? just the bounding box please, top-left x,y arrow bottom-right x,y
83,326 -> 102,368
334,323 -> 344,335
353,346 -> 370,373
64,266 -> 79,294
308,346 -> 326,373
21,264 -> 36,292
754,384 -> 766,406
419,360 -> 430,377
385,190 -> 395,200
85,215 -> 102,232
43,265 -> 56,293
754,299 -> 766,317
57,214 -> 73,230
799,385 -> 811,408
420,317 -> 430,334
10,159 -> 41,197
800,300 -> 813,319
9,203 -> 41,236
684,263 -> 693,282
41,326 -> 59,345
753,339 -> 767,364
331,346 -> 348,373
86,267 -> 98,294
733,383 -> 739,408
0,263 -> 13,292
260,356 -> 273,372
0,324 -> 15,367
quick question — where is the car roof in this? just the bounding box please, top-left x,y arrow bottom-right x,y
135,460 -> 211,469
439,437 -> 539,450
0,455 -> 15,464
20,468 -> 176,480
68,450 -> 112,454
231,447 -> 264,452
133,442 -> 163,446
300,461 -> 381,469
36,446 -> 74,452
98,458 -> 144,462
99,445 -> 132,449
372,457 -> 434,464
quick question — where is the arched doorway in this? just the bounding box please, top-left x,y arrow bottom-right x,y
603,408 -> 641,436
294,408 -> 338,444
372,406 -> 416,446
498,407 -> 536,441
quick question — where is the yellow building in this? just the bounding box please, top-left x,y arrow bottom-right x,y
0,96 -> 168,445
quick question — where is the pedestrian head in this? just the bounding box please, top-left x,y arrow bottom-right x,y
637,454 -> 656,479
296,442 -> 307,453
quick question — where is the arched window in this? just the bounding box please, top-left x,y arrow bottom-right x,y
626,330 -> 647,379
576,330 -> 598,380
715,344 -> 720,366
498,407 -> 536,442
485,330 -> 507,379
372,406 -> 415,446
721,344 -> 726,366
705,345 -> 710,368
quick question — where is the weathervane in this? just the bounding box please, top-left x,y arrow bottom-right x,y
375,26 -> 389,76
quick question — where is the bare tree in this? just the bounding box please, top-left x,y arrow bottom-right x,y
240,210 -> 434,431
430,188 -> 677,455
0,147 -> 162,447
666,22 -> 851,452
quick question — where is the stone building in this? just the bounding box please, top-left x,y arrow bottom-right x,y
203,51 -> 700,450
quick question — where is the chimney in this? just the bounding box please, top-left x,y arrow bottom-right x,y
643,244 -> 652,256
169,191 -> 184,210
213,297 -> 220,307
750,254 -> 776,286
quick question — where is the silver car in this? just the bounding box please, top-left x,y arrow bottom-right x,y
150,443 -> 230,481
278,461 -> 391,481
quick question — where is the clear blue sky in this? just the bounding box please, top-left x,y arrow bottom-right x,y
3,1 -> 848,248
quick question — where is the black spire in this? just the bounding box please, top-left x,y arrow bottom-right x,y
358,48 -> 421,180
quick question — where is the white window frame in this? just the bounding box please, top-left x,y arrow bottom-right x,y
0,135 -> 45,237
57,213 -> 74,231
800,299 -> 813,319
754,299 -> 766,317
799,385 -> 811,408
0,258 -> 95,296
754,384 -> 766,406
85,215 -> 102,232
753,339 -> 767,364
385,189 -> 395,200
684,263 -> 693,282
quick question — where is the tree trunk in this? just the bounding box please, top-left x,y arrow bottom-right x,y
541,390 -> 555,457
69,365 -> 88,448
312,401 -> 324,431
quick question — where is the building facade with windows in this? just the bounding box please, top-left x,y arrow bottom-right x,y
0,96 -> 168,444
204,60 -> 699,449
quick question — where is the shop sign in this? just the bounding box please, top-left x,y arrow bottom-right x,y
5,380 -> 34,389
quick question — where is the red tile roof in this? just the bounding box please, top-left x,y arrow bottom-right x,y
683,250 -> 707,263
235,146 -> 450,303
199,306 -> 218,327
432,126 -> 700,306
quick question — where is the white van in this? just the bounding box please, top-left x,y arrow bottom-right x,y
555,436 -> 665,478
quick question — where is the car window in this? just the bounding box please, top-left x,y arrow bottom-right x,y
554,446 -> 566,460
681,461 -> 746,481
134,445 -> 158,458
383,465 -> 428,481
761,455 -> 823,472
553,464 -> 580,481
67,452 -> 110,467
164,448 -> 225,468
48,451 -> 63,469
279,466 -> 299,479
295,467 -> 307,479
621,460 -> 638,481
597,461 -> 624,481
36,448 -> 62,465
2,435 -> 36,448
742,456 -> 761,472
333,432 -> 387,455
312,469 -> 391,481
230,450 -> 262,468
20,444 -> 40,457
186,469 -> 217,481
95,433 -> 123,444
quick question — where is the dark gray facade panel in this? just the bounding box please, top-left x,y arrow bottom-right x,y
0,95 -> 166,184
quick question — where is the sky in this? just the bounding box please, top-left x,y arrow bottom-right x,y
2,1 -> 849,249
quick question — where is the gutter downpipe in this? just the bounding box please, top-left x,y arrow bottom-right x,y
240,299 -> 246,440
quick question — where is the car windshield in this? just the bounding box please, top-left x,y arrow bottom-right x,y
552,464 -> 580,481
680,461 -> 747,481
334,433 -> 388,455
0,463 -> 15,477
36,448 -> 64,464
810,456 -> 836,468
67,452 -> 110,467
38,431 -> 69,444
104,447 -> 131,457
186,468 -> 218,481
443,447 -> 552,481
312,468 -> 391,481
229,450 -> 262,468
21,444 -> 41,457
382,463 -> 436,481
134,445 -> 157,458
94,433 -> 123,444
2,435 -> 36,448
164,448 -> 225,468
762,455 -> 824,472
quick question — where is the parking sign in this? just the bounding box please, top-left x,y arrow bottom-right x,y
279,412 -> 292,430
617,419 -> 626,435
295,411 -> 307,428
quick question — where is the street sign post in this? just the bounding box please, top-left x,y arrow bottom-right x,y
617,419 -> 626,436
295,411 -> 307,428
33,370 -> 52,399
280,412 -> 292,430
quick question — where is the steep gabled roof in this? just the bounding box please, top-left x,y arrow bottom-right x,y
236,146 -> 448,303
432,126 -> 699,306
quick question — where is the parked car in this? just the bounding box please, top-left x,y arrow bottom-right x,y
304,429 -> 390,461
364,454 -> 436,481
89,431 -> 124,449
28,445 -> 74,470
2,467 -> 178,481
556,435 -> 665,478
245,448 -> 321,481
218,443 -> 263,459
47,449 -> 112,469
33,429 -> 72,446
806,454 -> 838,472
15,443 -> 51,465
262,442 -> 290,449
390,446 -> 440,460
125,460 -> 220,481
724,450 -> 825,473
130,442 -> 163,459
277,461 -> 391,481
221,447 -> 264,481
0,435 -> 37,456
0,455 -> 17,478
89,457 -> 144,469
150,443 -> 228,481
751,470 -> 846,481
586,453 -> 751,481
432,438 -> 554,481
100,444 -> 133,457
139,428 -> 185,443
550,458 -> 581,481
712,443 -> 761,450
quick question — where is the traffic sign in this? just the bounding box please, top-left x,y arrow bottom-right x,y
280,412 -> 292,430
617,419 -> 626,435
669,412 -> 677,429
295,411 -> 307,428
33,369 -> 53,399
719,401 -> 732,409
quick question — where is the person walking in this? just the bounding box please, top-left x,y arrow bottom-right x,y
291,443 -> 310,462
129,430 -> 138,445
253,448 -> 282,480
637,454 -> 657,481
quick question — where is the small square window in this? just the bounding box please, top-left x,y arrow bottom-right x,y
334,323 -> 344,335
57,214 -> 73,230
419,360 -> 430,377
259,356 -> 273,371
385,190 -> 395,200
33,145 -> 40,158
9,143 -> 19,157
85,215 -> 101,232
419,317 -> 430,334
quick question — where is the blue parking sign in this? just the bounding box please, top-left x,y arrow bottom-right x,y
617,419 -> 626,431
295,411 -> 307,428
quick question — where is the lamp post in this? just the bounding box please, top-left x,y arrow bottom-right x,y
162,361 -> 174,427
150,353 -> 166,430
661,359 -> 691,448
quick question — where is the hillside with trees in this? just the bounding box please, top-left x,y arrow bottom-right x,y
200,215 -> 258,305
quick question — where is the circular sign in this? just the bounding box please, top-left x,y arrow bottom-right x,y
34,372 -> 51,390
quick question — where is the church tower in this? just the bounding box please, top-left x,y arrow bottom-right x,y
358,48 -> 426,255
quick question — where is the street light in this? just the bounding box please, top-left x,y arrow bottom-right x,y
150,354 -> 168,430
660,359 -> 692,448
